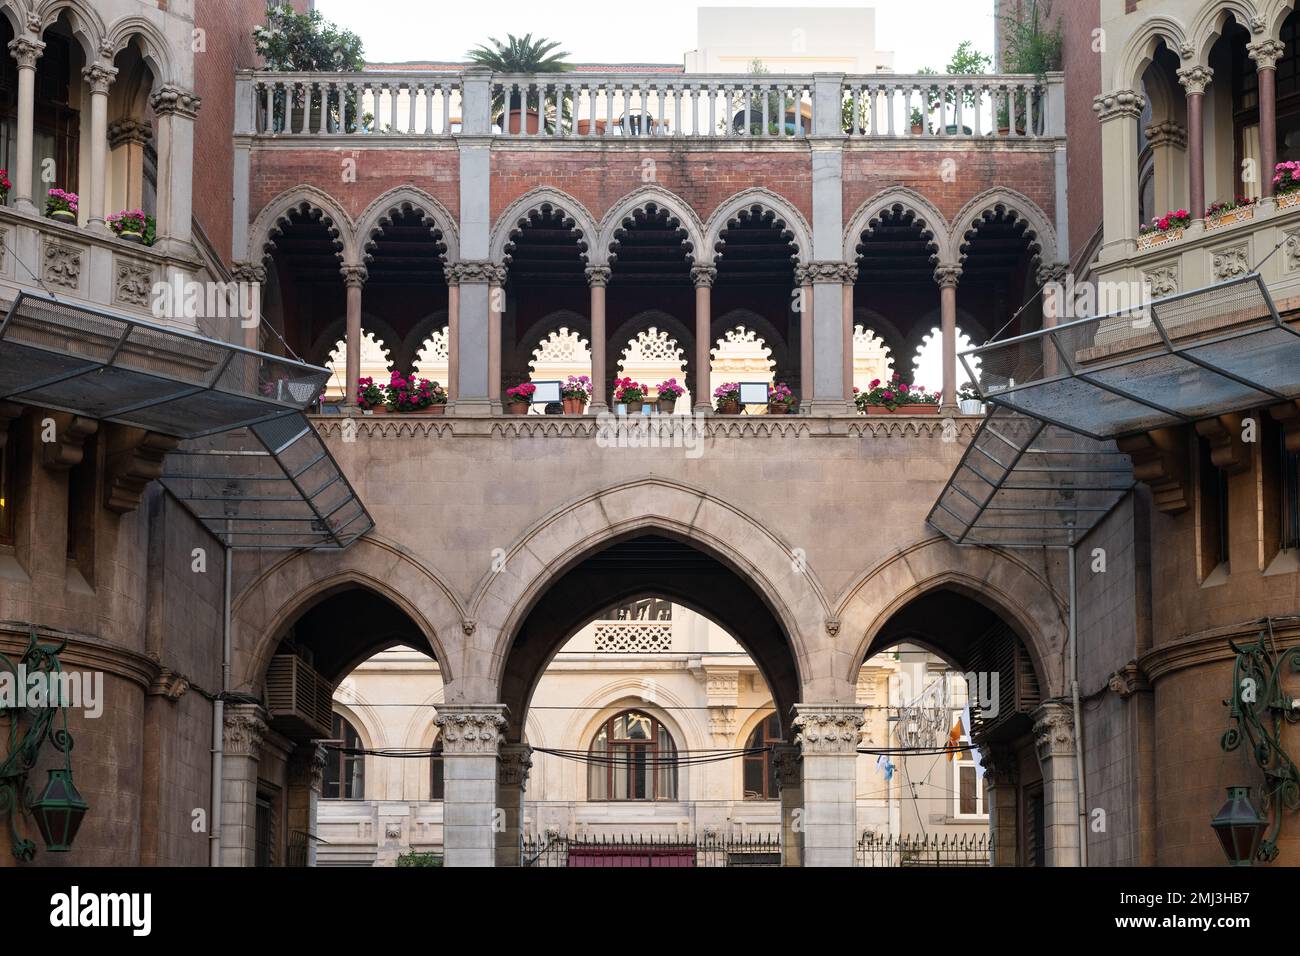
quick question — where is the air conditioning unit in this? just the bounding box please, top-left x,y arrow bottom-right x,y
265,654 -> 334,739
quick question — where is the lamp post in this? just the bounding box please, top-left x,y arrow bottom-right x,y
1211,786 -> 1269,867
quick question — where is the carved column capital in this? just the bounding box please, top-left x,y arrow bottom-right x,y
8,36 -> 45,70
1031,700 -> 1076,762
803,261 -> 854,284
82,61 -> 118,95
149,85 -> 202,119
1144,119 -> 1188,150
771,743 -> 802,790
223,705 -> 269,758
1177,65 -> 1214,96
231,262 -> 267,285
585,265 -> 611,288
792,704 -> 864,756
1035,261 -> 1070,287
449,261 -> 507,285
498,743 -> 533,790
107,118 -> 153,149
340,264 -> 368,289
1092,89 -> 1145,121
435,706 -> 507,755
690,263 -> 717,288
1248,38 -> 1286,71
934,263 -> 963,289
974,742 -> 1018,787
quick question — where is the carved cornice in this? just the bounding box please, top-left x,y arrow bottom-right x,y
585,265 -> 611,288
223,706 -> 269,758
82,62 -> 118,95
1031,700 -> 1075,762
1107,661 -> 1150,699
150,85 -> 202,120
793,705 -> 864,756
435,707 -> 507,755
1116,427 -> 1190,515
1193,413 -> 1250,475
498,743 -> 533,788
1092,89 -> 1145,121
7,37 -> 45,70
40,413 -> 98,471
1139,621 -> 1300,683
934,263 -> 963,289
1248,38 -> 1286,71
690,263 -> 717,288
1177,65 -> 1214,96
448,261 -> 507,285
105,427 -> 180,514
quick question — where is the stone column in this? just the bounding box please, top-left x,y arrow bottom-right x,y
586,265 -> 611,411
1032,700 -> 1081,867
449,262 -> 504,415
772,744 -> 804,867
1177,66 -> 1213,220
1144,120 -> 1188,216
1092,91 -> 1146,253
82,62 -> 117,228
231,263 -> 267,350
793,704 -> 863,867
341,265 -> 366,407
436,705 -> 507,867
488,265 -> 506,408
285,742 -> 326,867
935,264 -> 962,413
841,266 -> 856,400
496,743 -> 533,867
805,263 -> 852,413
691,264 -> 716,413
1249,39 -> 1285,198
443,264 -> 460,400
977,742 -> 1019,867
149,86 -> 202,252
1037,262 -> 1070,378
220,704 -> 268,868
796,266 -> 813,405
8,35 -> 43,212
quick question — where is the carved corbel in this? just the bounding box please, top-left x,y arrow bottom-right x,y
1193,413 -> 1249,475
105,427 -> 180,514
1116,427 -> 1190,514
1268,400 -> 1300,454
40,412 -> 98,471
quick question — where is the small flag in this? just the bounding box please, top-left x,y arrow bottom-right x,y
945,714 -> 964,761
875,754 -> 895,781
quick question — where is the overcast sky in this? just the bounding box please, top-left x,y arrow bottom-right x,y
313,0 -> 996,72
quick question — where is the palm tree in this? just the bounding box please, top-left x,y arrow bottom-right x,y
466,34 -> 572,132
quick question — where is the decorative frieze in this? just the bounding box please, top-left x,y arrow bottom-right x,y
43,243 -> 82,289
1142,264 -> 1178,298
1211,245 -> 1250,281
792,705 -> 864,755
435,707 -> 507,755
115,261 -> 154,307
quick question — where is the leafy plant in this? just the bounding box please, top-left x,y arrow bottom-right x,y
1274,161 -> 1300,195
468,34 -> 572,132
656,378 -> 685,401
395,849 -> 443,867
713,382 -> 741,411
1000,0 -> 1062,78
853,374 -> 940,412
614,378 -> 647,404
254,7 -> 365,133
768,383 -> 797,408
506,382 -> 537,405
561,375 -> 592,401
1139,209 -> 1191,236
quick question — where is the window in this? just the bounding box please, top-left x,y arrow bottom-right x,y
742,712 -> 782,800
1024,784 -> 1046,867
1198,436 -> 1229,578
429,738 -> 444,800
588,710 -> 677,801
255,794 -> 275,867
322,713 -> 365,799
0,29 -> 79,200
1280,425 -> 1300,553
951,710 -> 987,818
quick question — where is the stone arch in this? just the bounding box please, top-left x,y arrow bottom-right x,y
1189,0 -> 1265,65
248,184 -> 357,267
731,700 -> 780,801
0,1 -> 25,34
355,186 -> 459,265
329,698 -> 378,753
836,537 -> 1068,698
102,16 -> 175,85
517,309 -> 591,364
597,185 -> 705,266
307,312 -> 401,370
461,478 -> 837,708
1264,0 -> 1297,38
704,187 -> 812,266
407,311 -> 451,381
490,186 -> 598,266
952,187 -> 1058,269
1114,15 -> 1192,90
714,308 -> 792,372
230,535 -> 465,695
34,0 -> 104,62
609,308 -> 693,360
844,187 -> 955,264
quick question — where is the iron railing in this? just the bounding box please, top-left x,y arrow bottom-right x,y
855,832 -> 994,867
521,831 -> 782,867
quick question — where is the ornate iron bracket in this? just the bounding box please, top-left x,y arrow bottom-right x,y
1221,628 -> 1300,862
0,627 -> 77,861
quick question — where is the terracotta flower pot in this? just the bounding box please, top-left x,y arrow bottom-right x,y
368,405 -> 389,415
504,109 -> 541,134
506,402 -> 529,415
624,401 -> 644,415
657,397 -> 677,415
768,403 -> 790,415
717,399 -> 741,415
428,404 -> 447,415
866,404 -> 939,415
562,397 -> 587,415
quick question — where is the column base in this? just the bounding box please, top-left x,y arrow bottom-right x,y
940,403 -> 960,417
588,402 -> 609,416
12,198 -> 35,215
805,399 -> 854,416
450,399 -> 497,417
693,403 -> 712,415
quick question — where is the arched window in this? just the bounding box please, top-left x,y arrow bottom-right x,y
429,738 -> 444,800
742,712 -> 782,800
323,713 -> 365,800
588,710 -> 677,801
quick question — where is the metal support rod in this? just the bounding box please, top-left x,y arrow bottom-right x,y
1068,542 -> 1088,867
210,542 -> 232,867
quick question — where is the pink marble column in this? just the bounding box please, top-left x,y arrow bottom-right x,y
1178,65 -> 1212,219
1250,40 -> 1284,198
935,264 -> 962,413
341,265 -> 367,407
586,265 -> 611,410
692,264 -> 716,412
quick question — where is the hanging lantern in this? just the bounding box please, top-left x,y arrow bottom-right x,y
1210,786 -> 1267,867
30,769 -> 88,852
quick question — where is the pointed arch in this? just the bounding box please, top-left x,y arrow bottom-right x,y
951,187 -> 1058,268
103,16 -> 175,85
704,187 -> 811,266
34,0 -> 105,61
843,187 -> 955,263
248,184 -> 357,267
1264,0 -> 1297,39
1114,15 -> 1192,90
0,1 -> 28,34
307,313 -> 402,370
1189,0 -> 1264,65
490,186 -> 598,266
355,186 -> 459,264
596,185 -> 705,266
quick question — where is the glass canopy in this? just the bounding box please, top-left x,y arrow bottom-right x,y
0,292 -> 371,551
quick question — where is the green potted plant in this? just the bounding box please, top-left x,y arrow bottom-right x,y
561,374 -> 591,414
909,107 -> 926,135
853,374 -> 940,414
713,382 -> 742,415
655,378 -> 684,414
45,188 -> 78,224
356,376 -> 385,413
1205,196 -> 1257,230
468,34 -> 572,134
0,169 -> 11,206
767,383 -> 797,415
613,377 -> 647,415
505,382 -> 535,415
254,7 -> 365,133
958,381 -> 984,416
107,209 -> 155,245
998,0 -> 1062,136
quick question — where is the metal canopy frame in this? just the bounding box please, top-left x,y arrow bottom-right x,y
0,292 -> 371,551
963,273 -> 1300,442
